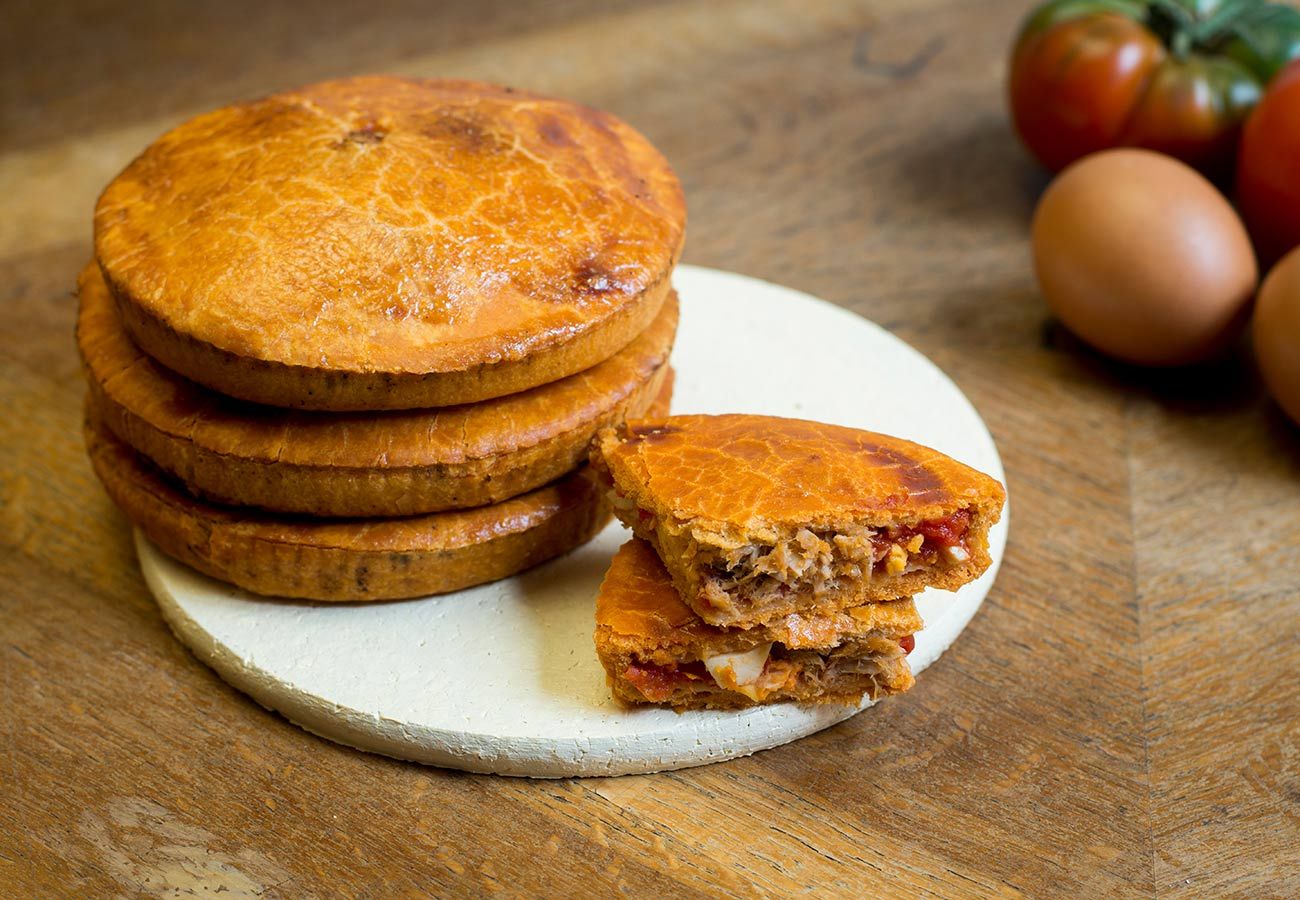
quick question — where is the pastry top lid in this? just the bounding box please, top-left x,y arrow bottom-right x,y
596,539 -> 921,650
593,414 -> 1006,530
94,76 -> 685,375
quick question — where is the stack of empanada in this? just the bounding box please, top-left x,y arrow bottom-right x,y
80,76 -> 686,601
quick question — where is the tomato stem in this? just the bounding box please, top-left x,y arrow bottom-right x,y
1145,0 -> 1200,59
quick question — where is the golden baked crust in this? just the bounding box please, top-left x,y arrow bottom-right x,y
85,413 -> 610,602
78,263 -> 677,516
594,540 -> 918,710
94,76 -> 686,410
591,414 -> 1006,626
594,414 -> 1005,527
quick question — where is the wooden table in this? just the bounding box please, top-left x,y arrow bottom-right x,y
4,1 -> 1298,895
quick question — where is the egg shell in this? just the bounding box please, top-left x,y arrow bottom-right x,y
1032,149 -> 1257,366
1254,247 -> 1300,425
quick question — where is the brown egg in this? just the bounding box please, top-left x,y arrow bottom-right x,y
1032,149 -> 1257,366
1254,247 -> 1300,425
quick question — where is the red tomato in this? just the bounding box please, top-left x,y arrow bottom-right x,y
1009,3 -> 1273,175
1011,13 -> 1165,172
1237,60 -> 1300,266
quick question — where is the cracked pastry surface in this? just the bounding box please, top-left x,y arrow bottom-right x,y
93,76 -> 686,410
591,414 -> 1005,627
78,263 -> 677,517
595,539 -> 920,710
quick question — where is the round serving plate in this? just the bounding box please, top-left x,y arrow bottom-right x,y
139,264 -> 1009,778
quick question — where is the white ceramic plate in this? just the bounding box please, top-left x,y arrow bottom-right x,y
139,264 -> 1008,778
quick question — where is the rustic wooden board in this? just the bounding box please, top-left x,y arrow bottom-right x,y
2,0 -> 1297,895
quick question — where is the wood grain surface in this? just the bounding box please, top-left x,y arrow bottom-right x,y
3,0 -> 1298,895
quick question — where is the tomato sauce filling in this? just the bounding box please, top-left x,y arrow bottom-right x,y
871,509 -> 972,562
623,660 -> 708,702
916,509 -> 972,548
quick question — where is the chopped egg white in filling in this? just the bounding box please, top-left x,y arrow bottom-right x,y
703,643 -> 773,701
943,545 -> 970,563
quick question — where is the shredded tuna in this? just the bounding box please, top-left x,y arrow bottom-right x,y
689,513 -> 972,602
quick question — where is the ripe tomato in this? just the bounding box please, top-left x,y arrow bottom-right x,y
1009,0 -> 1300,175
1236,60 -> 1300,265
